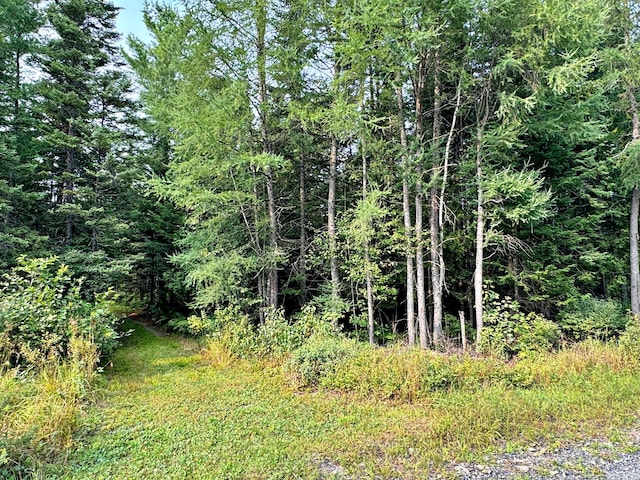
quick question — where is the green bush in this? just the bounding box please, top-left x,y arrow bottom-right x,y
285,336 -> 358,387
479,292 -> 560,358
206,305 -> 257,359
320,347 -> 457,400
201,305 -> 336,361
558,295 -> 627,341
619,319 -> 640,360
0,256 -> 121,366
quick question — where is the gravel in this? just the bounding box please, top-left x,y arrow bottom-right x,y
319,430 -> 640,479
438,431 -> 640,480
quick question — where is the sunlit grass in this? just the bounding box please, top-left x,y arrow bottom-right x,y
54,322 -> 640,479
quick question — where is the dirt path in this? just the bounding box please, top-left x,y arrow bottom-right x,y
125,314 -> 167,338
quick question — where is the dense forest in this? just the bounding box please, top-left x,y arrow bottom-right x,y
2,0 -> 640,348
8,0 -> 640,477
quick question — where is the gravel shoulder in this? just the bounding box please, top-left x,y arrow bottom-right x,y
439,430 -> 640,480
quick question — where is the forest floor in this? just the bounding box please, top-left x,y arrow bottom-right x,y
53,320 -> 640,480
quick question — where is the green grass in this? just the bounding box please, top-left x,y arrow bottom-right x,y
50,322 -> 640,479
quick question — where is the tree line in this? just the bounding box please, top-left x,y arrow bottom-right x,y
2,0 -> 640,347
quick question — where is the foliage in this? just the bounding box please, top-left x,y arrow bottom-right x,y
619,318 -> 640,360
558,295 -> 628,341
0,336 -> 99,478
0,256 -> 121,366
202,305 -> 337,361
54,324 -> 640,480
478,291 -> 561,358
285,336 -> 359,387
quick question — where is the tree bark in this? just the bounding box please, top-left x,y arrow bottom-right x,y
415,55 -> 428,349
430,50 -> 443,345
396,75 -> 416,346
328,134 -> 340,307
256,0 -> 278,309
474,102 -> 490,346
299,154 -> 307,303
631,187 -> 639,315
629,81 -> 640,315
362,144 -> 375,345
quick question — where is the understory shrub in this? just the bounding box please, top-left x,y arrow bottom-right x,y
202,305 -> 337,361
619,319 -> 640,360
0,257 -> 122,478
321,346 -> 456,400
558,295 -> 627,341
0,256 -> 121,366
479,292 -> 560,358
285,336 -> 359,387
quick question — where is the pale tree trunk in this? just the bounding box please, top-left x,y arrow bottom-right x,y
430,50 -> 443,345
415,55 -> 428,349
328,135 -> 340,308
252,168 -> 266,325
256,0 -> 278,309
628,82 -> 640,315
631,187 -> 639,315
265,165 -> 278,308
438,77 -> 462,343
396,75 -> 416,346
362,145 -> 375,345
474,90 -> 489,347
299,154 -> 307,303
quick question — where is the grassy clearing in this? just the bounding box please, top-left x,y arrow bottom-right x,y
52,321 -> 640,479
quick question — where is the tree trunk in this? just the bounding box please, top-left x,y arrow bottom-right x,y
396,75 -> 416,346
415,55 -> 428,349
362,144 -> 375,345
474,122 -> 486,346
256,0 -> 277,309
430,50 -> 443,345
631,187 -> 639,315
328,135 -> 340,307
630,82 -> 640,315
299,154 -> 307,303
265,165 -> 278,308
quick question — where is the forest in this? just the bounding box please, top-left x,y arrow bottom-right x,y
4,0 -> 640,478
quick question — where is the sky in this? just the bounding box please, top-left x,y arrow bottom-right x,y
113,0 -> 154,45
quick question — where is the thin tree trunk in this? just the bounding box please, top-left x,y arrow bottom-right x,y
474,156 -> 484,346
328,135 -> 340,308
256,0 -> 277,309
265,165 -> 278,308
474,105 -> 490,346
299,154 -> 307,303
14,51 -> 20,120
415,55 -> 428,349
632,187 -> 639,315
396,74 -> 416,346
430,50 -> 443,345
252,167 -> 266,324
629,84 -> 640,315
362,144 -> 375,345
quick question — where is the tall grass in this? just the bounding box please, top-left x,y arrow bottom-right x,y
0,337 -> 99,478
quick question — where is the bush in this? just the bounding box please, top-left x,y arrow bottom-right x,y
201,305 -> 336,361
558,295 -> 627,341
285,336 -> 358,387
479,292 -> 560,358
0,256 -> 121,366
322,346 -> 456,400
619,319 -> 640,360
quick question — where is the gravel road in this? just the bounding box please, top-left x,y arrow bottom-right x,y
319,430 -> 640,479
443,432 -> 640,479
